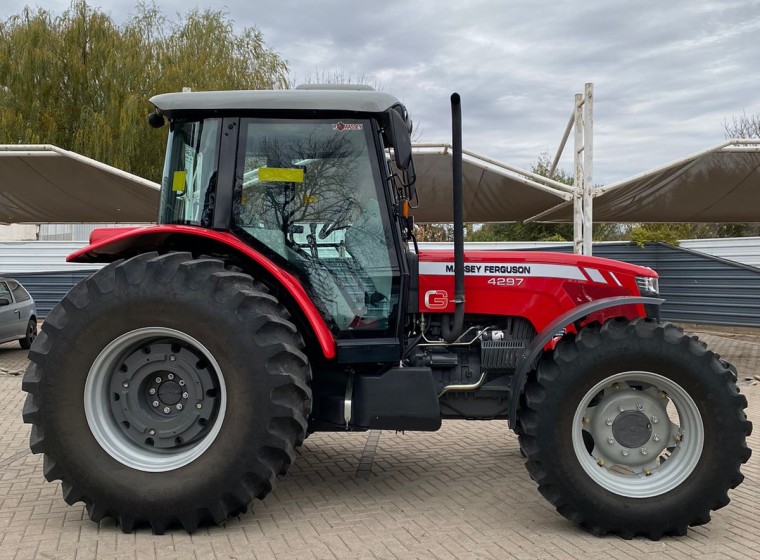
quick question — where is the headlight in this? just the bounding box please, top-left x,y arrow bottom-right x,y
635,276 -> 659,295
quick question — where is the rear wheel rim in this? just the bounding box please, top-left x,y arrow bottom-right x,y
571,371 -> 703,498
84,327 -> 227,472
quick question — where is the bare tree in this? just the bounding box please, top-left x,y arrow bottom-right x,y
724,111 -> 760,139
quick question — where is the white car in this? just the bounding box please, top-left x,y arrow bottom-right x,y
0,278 -> 37,348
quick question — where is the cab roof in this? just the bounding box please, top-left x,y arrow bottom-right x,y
150,89 -> 403,118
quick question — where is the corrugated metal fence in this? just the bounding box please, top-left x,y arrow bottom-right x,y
2,240 -> 760,326
576,243 -> 760,328
6,270 -> 99,319
0,242 -> 101,318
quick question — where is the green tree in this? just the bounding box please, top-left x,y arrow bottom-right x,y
0,1 -> 288,181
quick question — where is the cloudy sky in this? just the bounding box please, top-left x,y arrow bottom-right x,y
3,1 -> 760,184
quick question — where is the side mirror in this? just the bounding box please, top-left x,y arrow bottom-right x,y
0,298 -> 10,306
388,108 -> 412,171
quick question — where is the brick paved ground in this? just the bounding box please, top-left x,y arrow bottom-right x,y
0,329 -> 758,560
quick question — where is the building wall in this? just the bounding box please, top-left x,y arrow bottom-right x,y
38,223 -> 151,241
0,224 -> 38,241
680,237 -> 760,269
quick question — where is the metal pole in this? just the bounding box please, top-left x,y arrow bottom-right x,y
550,110 -> 576,178
582,83 -> 594,256
573,93 -> 584,255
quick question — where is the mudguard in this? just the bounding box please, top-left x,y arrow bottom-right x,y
68,225 -> 336,359
508,296 -> 664,429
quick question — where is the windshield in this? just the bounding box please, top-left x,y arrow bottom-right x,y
159,119 -> 222,226
232,118 -> 399,335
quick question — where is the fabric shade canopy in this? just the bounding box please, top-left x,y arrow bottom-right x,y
530,141 -> 760,223
410,144 -> 572,223
4,141 -> 757,226
0,145 -> 160,224
0,143 -> 571,225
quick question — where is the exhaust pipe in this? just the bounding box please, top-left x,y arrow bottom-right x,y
441,93 -> 465,343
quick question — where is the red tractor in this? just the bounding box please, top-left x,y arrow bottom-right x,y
23,87 -> 751,539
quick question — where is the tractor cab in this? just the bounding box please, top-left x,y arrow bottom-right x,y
150,88 -> 418,361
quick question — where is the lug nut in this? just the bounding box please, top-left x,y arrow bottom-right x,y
179,380 -> 185,387
640,447 -> 648,455
597,458 -> 605,466
652,434 -> 660,442
607,436 -> 615,444
651,416 -> 659,424
621,449 -> 629,457
644,469 -> 652,476
582,417 -> 590,424
155,377 -> 162,383
612,382 -> 620,389
122,381 -> 129,389
176,403 -> 183,411
659,391 -> 667,399
168,373 -> 175,380
605,418 -> 613,426
618,406 -> 625,412
163,406 -> 171,414
152,400 -> 159,407
182,392 -> 188,399
636,403 -> 644,411
149,388 -> 156,395
674,434 -> 682,443
195,403 -> 202,409
169,355 -> 176,362
148,429 -> 156,436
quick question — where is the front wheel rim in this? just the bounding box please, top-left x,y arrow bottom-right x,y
84,327 -> 227,472
571,371 -> 703,498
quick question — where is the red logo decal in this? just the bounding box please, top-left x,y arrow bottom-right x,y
332,122 -> 363,132
424,290 -> 449,309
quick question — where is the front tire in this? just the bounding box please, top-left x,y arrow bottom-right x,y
22,252 -> 311,533
518,318 -> 752,539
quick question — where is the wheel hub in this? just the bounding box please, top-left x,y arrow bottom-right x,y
612,410 -> 652,448
156,379 -> 183,406
573,371 -> 704,498
106,339 -> 222,452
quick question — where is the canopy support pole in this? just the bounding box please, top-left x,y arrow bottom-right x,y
583,83 -> 594,256
573,83 -> 594,255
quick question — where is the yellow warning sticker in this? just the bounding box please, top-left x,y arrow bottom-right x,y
259,167 -> 304,183
172,171 -> 186,192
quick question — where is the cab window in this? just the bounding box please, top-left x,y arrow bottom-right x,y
232,118 -> 399,335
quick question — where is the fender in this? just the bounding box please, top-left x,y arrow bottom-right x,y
508,296 -> 664,429
68,225 -> 336,360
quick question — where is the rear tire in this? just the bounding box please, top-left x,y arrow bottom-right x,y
518,318 -> 752,539
22,252 -> 311,533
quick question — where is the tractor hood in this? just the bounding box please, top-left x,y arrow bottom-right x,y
416,250 -> 656,331
418,249 -> 656,279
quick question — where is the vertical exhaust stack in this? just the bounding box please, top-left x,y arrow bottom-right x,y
442,93 -> 465,343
